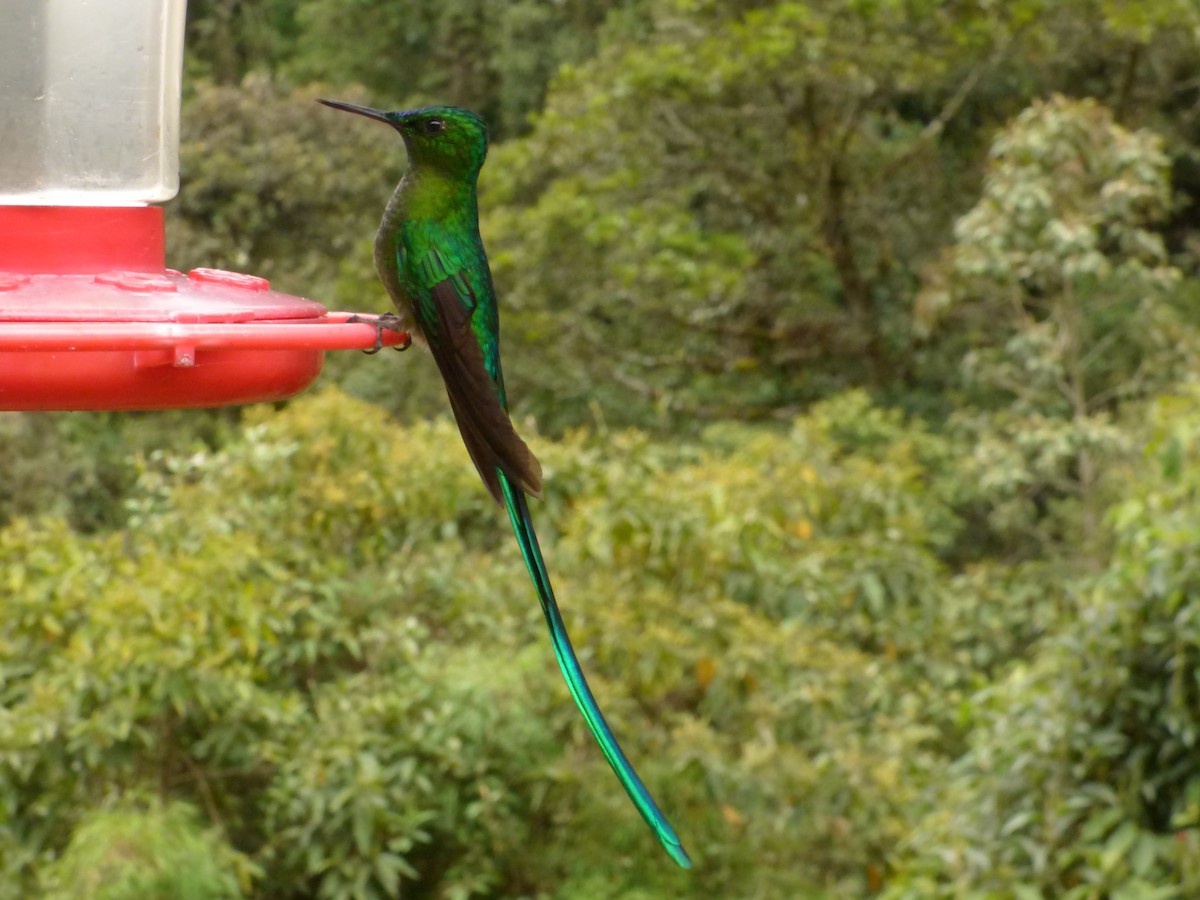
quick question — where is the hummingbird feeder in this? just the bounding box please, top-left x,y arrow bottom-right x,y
0,0 -> 405,411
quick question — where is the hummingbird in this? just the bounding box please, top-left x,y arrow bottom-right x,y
318,99 -> 692,869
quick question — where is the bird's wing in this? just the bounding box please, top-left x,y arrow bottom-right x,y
410,249 -> 542,504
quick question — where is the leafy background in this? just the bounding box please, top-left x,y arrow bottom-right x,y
4,1 -> 1200,897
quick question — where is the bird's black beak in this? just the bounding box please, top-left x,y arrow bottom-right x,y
317,98 -> 393,125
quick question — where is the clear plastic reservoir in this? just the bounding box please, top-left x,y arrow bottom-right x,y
0,0 -> 186,205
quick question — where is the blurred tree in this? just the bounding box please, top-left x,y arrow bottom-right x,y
169,0 -> 1200,436
40,802 -> 248,900
479,0 -> 1200,434
0,388 -> 970,898
0,410 -> 237,534
184,0 -> 299,85
918,95 -> 1187,564
479,1 -> 1079,431
887,388 -> 1200,898
4,3 -> 1200,897
283,0 -> 640,138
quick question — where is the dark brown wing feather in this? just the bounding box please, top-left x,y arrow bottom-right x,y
425,279 -> 542,504
446,391 -> 504,503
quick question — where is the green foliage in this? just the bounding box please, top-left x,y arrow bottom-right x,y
8,2 -> 1200,897
0,410 -> 237,533
184,0 -> 299,85
289,0 -> 642,138
478,0 -> 1200,432
887,389 -> 1200,897
40,802 -> 247,900
0,388 -> 990,898
484,0 -> 980,429
171,0 -> 1200,435
919,95 -> 1188,563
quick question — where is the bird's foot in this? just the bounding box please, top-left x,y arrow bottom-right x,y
348,312 -> 411,354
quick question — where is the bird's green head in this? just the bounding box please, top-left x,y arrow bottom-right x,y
318,100 -> 488,179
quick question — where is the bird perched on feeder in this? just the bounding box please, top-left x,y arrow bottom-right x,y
317,99 -> 691,869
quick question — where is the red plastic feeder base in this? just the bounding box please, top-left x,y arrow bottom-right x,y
0,206 -> 406,411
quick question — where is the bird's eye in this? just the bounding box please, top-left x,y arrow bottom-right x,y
424,118 -> 446,135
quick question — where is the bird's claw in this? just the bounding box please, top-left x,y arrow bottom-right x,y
348,312 -> 410,354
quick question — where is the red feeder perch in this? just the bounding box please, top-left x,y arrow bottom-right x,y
0,1 -> 404,412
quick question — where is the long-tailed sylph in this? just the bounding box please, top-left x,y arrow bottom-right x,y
318,99 -> 691,868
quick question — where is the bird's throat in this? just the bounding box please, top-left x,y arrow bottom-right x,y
391,169 -> 478,224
